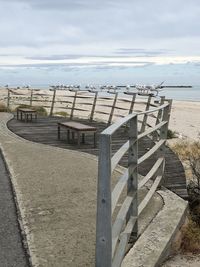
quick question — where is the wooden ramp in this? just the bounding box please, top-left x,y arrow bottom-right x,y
7,115 -> 188,199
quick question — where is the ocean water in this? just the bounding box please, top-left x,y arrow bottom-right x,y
161,86 -> 200,101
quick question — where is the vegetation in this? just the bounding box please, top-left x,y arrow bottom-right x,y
181,218 -> 200,253
0,102 -> 8,112
167,129 -> 177,139
171,140 -> 200,253
15,105 -> 48,116
54,111 -> 69,117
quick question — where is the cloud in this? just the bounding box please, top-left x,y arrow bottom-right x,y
0,0 -> 199,84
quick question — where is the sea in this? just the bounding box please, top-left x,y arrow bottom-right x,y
1,85 -> 200,102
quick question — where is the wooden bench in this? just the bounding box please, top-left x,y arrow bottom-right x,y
57,121 -> 97,147
17,108 -> 37,122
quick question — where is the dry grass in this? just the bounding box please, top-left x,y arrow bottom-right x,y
0,102 -> 8,112
181,217 -> 200,253
54,111 -> 69,117
170,140 -> 200,253
170,140 -> 200,161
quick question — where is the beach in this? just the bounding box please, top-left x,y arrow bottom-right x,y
169,100 -> 200,140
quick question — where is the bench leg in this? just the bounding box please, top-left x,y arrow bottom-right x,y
72,132 -> 75,141
94,132 -> 97,148
67,130 -> 70,143
82,133 -> 85,144
24,113 -> 28,122
77,132 -> 80,147
58,125 -> 60,139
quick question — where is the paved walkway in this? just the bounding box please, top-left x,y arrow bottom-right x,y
0,113 -> 163,267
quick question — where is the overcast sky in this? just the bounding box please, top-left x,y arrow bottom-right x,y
0,0 -> 199,86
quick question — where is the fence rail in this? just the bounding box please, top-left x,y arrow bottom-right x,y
0,87 -> 164,125
95,101 -> 171,267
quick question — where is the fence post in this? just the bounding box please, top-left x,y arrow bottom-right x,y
108,93 -> 118,124
70,91 -> 77,120
159,103 -> 171,186
128,116 -> 138,241
155,96 -> 165,125
7,88 -> 11,111
30,89 -> 33,106
129,93 -> 136,114
96,134 -> 112,267
90,91 -> 98,121
141,95 -> 151,133
49,89 -> 56,116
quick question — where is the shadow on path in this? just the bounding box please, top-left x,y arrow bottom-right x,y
0,150 -> 29,267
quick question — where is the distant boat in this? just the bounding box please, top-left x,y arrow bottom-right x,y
135,81 -> 164,96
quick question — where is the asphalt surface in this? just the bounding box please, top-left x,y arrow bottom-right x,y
0,151 -> 29,267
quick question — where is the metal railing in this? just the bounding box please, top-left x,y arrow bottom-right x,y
95,101 -> 171,267
1,87 -> 162,124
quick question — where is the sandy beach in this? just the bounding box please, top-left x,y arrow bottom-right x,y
169,100 -> 200,140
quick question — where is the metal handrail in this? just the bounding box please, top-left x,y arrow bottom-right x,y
96,101 -> 171,267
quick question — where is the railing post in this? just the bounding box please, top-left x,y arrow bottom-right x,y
129,93 -> 136,114
156,96 -> 165,125
141,95 -> 151,132
153,96 -> 165,141
96,134 -> 112,267
128,115 -> 138,241
70,91 -> 77,120
7,88 -> 10,111
159,103 -> 171,186
30,89 -> 33,106
49,89 -> 56,116
90,91 -> 98,121
108,93 -> 118,125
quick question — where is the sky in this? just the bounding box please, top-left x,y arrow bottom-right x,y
0,0 -> 200,86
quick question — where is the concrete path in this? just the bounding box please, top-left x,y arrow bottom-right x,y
0,113 -> 163,267
0,151 -> 29,267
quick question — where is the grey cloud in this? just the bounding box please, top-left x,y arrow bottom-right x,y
115,49 -> 172,56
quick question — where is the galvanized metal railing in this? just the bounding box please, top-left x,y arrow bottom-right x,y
1,87 -> 162,124
95,101 -> 171,267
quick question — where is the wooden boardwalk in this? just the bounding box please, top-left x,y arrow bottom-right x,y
7,115 -> 188,199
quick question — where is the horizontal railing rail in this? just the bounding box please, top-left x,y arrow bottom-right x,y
1,87 -> 165,125
96,101 -> 171,267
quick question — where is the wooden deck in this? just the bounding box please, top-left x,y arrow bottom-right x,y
7,115 -> 188,199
